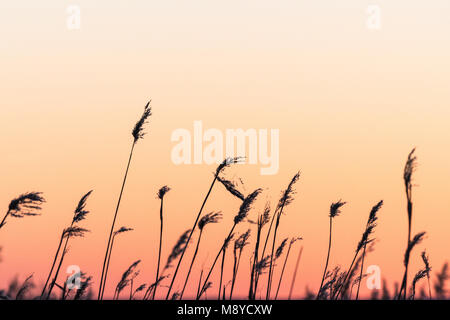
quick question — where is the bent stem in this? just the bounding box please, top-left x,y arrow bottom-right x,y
275,241 -> 293,300
197,225 -> 236,300
41,232 -> 65,298
180,228 -> 204,299
153,197 -> 164,300
317,216 -> 333,299
165,176 -> 218,300
98,142 -> 135,300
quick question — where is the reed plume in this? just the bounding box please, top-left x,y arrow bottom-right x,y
165,157 -> 243,299
0,192 -> 45,230
180,212 -> 222,299
267,172 -> 300,300
165,229 -> 191,270
99,101 -> 152,300
198,188 -> 262,299
152,185 -> 170,300
317,200 -> 346,299
114,260 -> 141,300
217,176 -> 245,201
410,269 -> 427,300
42,190 -> 92,299
421,250 -> 432,299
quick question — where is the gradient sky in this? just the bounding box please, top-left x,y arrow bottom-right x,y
1,1 -> 450,299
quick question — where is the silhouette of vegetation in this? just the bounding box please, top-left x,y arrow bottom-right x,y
0,105 -> 448,301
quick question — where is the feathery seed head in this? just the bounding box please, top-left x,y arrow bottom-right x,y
73,190 -> 93,223
421,250 -> 431,274
368,200 -> 383,225
290,236 -> 303,245
7,192 -> 45,218
215,157 -> 245,176
217,176 -> 245,201
63,226 -> 89,239
329,200 -> 346,218
404,232 -> 426,267
275,238 -> 288,259
198,212 -> 222,230
256,255 -> 271,274
234,229 -> 251,251
114,226 -> 133,236
234,188 -> 262,224
165,229 -> 191,269
276,172 -> 300,213
132,101 -> 152,143
157,186 -> 171,200
404,148 -> 417,193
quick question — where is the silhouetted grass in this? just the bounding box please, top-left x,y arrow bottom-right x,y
2,107 -> 450,302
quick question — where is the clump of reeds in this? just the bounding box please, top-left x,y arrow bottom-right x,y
335,201 -> 382,300
398,231 -> 426,299
230,229 -> 251,299
248,203 -> 271,300
152,185 -> 170,300
41,190 -> 92,299
0,192 -> 45,230
355,200 -> 383,300
381,279 -> 391,300
267,172 -> 300,300
144,274 -> 169,300
317,266 -> 343,300
15,274 -> 34,300
98,101 -> 152,300
317,200 -> 346,299
197,188 -> 262,299
74,274 -> 93,300
149,229 -> 191,299
165,157 -> 243,299
114,260 -> 141,300
434,262 -> 449,299
131,283 -> 147,300
410,269 -> 427,300
218,233 -> 234,299
180,212 -> 222,299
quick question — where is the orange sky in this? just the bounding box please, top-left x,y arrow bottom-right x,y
1,1 -> 450,299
